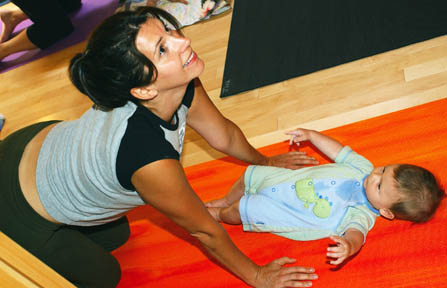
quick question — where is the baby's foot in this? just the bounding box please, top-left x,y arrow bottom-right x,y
205,198 -> 230,208
0,10 -> 25,43
207,207 -> 222,222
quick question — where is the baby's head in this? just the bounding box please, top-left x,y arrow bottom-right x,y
364,164 -> 444,223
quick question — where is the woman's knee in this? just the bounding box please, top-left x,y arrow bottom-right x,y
97,254 -> 122,288
66,253 -> 122,288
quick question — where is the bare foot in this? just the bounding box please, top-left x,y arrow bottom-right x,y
0,10 -> 27,43
0,10 -> 15,43
205,197 -> 230,208
207,207 -> 222,222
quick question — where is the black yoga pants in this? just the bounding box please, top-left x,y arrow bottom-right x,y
0,121 -> 130,288
11,0 -> 82,49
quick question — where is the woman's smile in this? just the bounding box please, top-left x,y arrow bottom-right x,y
183,51 -> 197,67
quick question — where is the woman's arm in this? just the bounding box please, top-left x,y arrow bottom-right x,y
186,78 -> 318,169
132,159 -> 317,287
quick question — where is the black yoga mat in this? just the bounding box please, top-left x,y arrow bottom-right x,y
220,0 -> 447,98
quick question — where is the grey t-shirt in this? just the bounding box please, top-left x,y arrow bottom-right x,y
36,82 -> 194,226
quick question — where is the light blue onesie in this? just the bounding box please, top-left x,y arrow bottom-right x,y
239,146 -> 379,241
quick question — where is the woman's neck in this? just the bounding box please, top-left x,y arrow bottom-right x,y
141,85 -> 187,122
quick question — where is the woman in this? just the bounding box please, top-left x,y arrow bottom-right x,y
0,7 -> 318,287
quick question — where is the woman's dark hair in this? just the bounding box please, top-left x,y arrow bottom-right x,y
69,7 -> 181,110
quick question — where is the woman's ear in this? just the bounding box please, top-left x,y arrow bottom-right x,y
130,86 -> 158,100
379,208 -> 395,220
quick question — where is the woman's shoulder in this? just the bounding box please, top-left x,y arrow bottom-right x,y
116,104 -> 181,190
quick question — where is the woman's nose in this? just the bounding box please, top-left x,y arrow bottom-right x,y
170,34 -> 190,52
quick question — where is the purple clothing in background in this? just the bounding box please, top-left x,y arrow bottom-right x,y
0,0 -> 118,74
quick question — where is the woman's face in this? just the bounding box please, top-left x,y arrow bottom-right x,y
135,18 -> 204,92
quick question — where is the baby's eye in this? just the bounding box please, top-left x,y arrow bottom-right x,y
378,183 -> 381,191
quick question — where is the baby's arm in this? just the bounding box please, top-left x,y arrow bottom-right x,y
326,229 -> 364,265
286,128 -> 343,161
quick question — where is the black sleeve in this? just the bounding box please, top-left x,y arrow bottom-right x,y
116,108 -> 180,191
116,80 -> 195,191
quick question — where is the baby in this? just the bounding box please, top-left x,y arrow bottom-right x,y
206,128 -> 444,265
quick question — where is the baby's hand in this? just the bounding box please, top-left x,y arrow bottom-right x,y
285,128 -> 313,146
326,235 -> 352,265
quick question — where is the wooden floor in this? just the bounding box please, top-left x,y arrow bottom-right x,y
0,2 -> 446,167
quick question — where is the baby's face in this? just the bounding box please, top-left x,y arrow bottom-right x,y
363,165 -> 401,212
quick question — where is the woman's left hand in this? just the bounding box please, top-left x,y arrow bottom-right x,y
264,151 -> 318,170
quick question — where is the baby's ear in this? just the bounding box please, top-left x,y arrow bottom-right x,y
379,208 -> 395,220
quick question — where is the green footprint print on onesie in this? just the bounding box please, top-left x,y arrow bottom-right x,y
295,178 -> 331,218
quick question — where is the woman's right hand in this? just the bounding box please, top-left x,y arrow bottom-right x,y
254,257 -> 317,288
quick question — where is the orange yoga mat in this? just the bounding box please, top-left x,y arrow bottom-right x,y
113,99 -> 447,288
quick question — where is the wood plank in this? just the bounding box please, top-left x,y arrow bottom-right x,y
0,232 -> 75,288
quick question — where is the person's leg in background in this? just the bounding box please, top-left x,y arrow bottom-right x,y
0,7 -> 27,42
0,0 -> 81,60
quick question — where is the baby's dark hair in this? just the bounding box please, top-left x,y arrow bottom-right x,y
69,7 -> 180,110
391,164 -> 444,223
